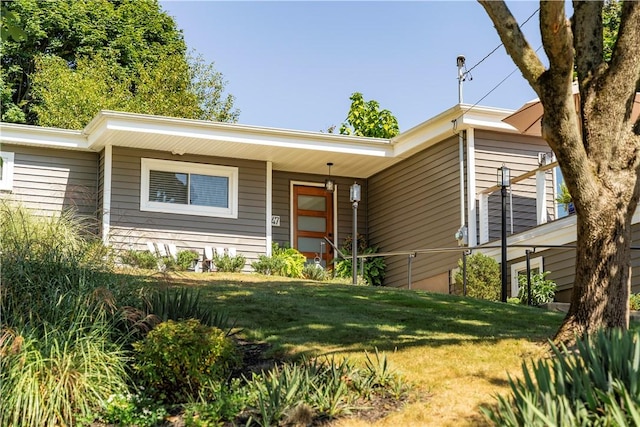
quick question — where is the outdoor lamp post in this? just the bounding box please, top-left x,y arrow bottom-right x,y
350,182 -> 361,285
497,165 -> 511,302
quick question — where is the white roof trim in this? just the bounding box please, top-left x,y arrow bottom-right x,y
0,123 -> 88,150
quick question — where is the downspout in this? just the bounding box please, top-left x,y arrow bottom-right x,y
101,144 -> 112,246
459,130 -> 466,232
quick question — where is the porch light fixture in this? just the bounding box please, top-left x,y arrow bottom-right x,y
350,182 -> 361,202
325,162 -> 335,192
497,164 -> 511,303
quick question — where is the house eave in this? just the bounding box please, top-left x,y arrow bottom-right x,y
0,122 -> 89,150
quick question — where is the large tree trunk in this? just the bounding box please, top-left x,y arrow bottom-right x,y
555,185 -> 633,343
479,1 -> 640,345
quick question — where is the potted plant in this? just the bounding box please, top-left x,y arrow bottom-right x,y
556,182 -> 575,214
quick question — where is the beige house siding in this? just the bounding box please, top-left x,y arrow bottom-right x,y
271,170 -> 368,256
368,135 -> 463,289
107,147 -> 267,267
0,144 -> 98,221
474,130 -> 556,241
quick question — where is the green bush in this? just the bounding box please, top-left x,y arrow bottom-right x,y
251,243 -> 306,278
177,249 -> 199,271
97,393 -> 167,427
214,253 -> 246,272
303,263 -> 329,281
630,293 -> 640,311
183,379 -> 249,426
482,329 -> 640,426
333,234 -> 386,286
517,271 -> 557,306
454,252 -> 501,301
120,249 -> 158,269
132,319 -> 240,403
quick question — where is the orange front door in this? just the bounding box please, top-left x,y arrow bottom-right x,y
293,185 -> 334,267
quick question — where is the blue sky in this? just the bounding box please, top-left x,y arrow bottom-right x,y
160,1 -> 545,133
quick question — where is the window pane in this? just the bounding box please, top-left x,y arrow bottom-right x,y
190,174 -> 229,208
298,195 -> 325,211
298,216 -> 326,232
297,237 -> 324,254
149,170 -> 188,204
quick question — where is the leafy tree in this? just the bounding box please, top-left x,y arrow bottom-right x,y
479,1 -> 640,343
339,92 -> 399,138
1,0 -> 238,128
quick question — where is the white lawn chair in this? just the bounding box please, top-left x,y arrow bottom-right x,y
203,246 -> 214,272
167,243 -> 178,261
227,247 -> 237,257
146,242 -> 157,255
216,247 -> 225,257
156,242 -> 168,257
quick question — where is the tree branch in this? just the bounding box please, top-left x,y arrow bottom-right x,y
477,1 -> 546,95
602,1 -> 640,130
572,1 -> 603,86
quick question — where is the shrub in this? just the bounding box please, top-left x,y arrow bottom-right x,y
120,249 -> 158,269
517,271 -> 557,306
333,234 -> 386,286
183,379 -> 249,426
630,293 -> 640,311
251,243 -> 305,278
97,393 -> 167,427
214,253 -> 246,272
303,263 -> 329,281
454,252 -> 501,301
132,319 -> 240,403
177,249 -> 200,271
482,329 -> 640,426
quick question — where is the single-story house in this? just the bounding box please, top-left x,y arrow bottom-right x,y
2,103 -> 639,301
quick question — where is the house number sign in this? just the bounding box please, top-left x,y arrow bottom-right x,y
271,216 -> 281,226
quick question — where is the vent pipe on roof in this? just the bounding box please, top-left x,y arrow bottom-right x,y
457,55 -> 466,104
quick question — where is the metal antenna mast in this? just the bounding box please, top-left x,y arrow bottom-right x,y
457,55 -> 466,104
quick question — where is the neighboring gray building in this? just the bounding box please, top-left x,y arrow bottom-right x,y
2,105 -> 636,300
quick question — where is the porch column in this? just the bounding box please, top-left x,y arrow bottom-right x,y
266,161 -> 273,256
479,193 -> 489,244
466,128 -> 477,246
536,169 -> 547,225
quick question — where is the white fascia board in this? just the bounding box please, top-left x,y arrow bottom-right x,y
85,111 -> 393,158
391,104 -> 517,158
0,123 -> 89,150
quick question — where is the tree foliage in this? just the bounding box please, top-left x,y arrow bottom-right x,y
1,0 -> 238,128
339,92 -> 399,138
479,0 -> 640,343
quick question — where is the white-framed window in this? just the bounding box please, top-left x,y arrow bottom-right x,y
510,256 -> 543,298
0,151 -> 15,191
140,158 -> 238,218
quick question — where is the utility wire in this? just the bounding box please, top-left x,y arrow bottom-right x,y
463,7 -> 540,76
453,44 -> 543,125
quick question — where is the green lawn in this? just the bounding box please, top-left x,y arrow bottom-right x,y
154,272 -> 565,426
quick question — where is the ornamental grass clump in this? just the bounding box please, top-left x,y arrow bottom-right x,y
0,308 -> 129,427
132,319 -> 240,403
482,328 -> 640,426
